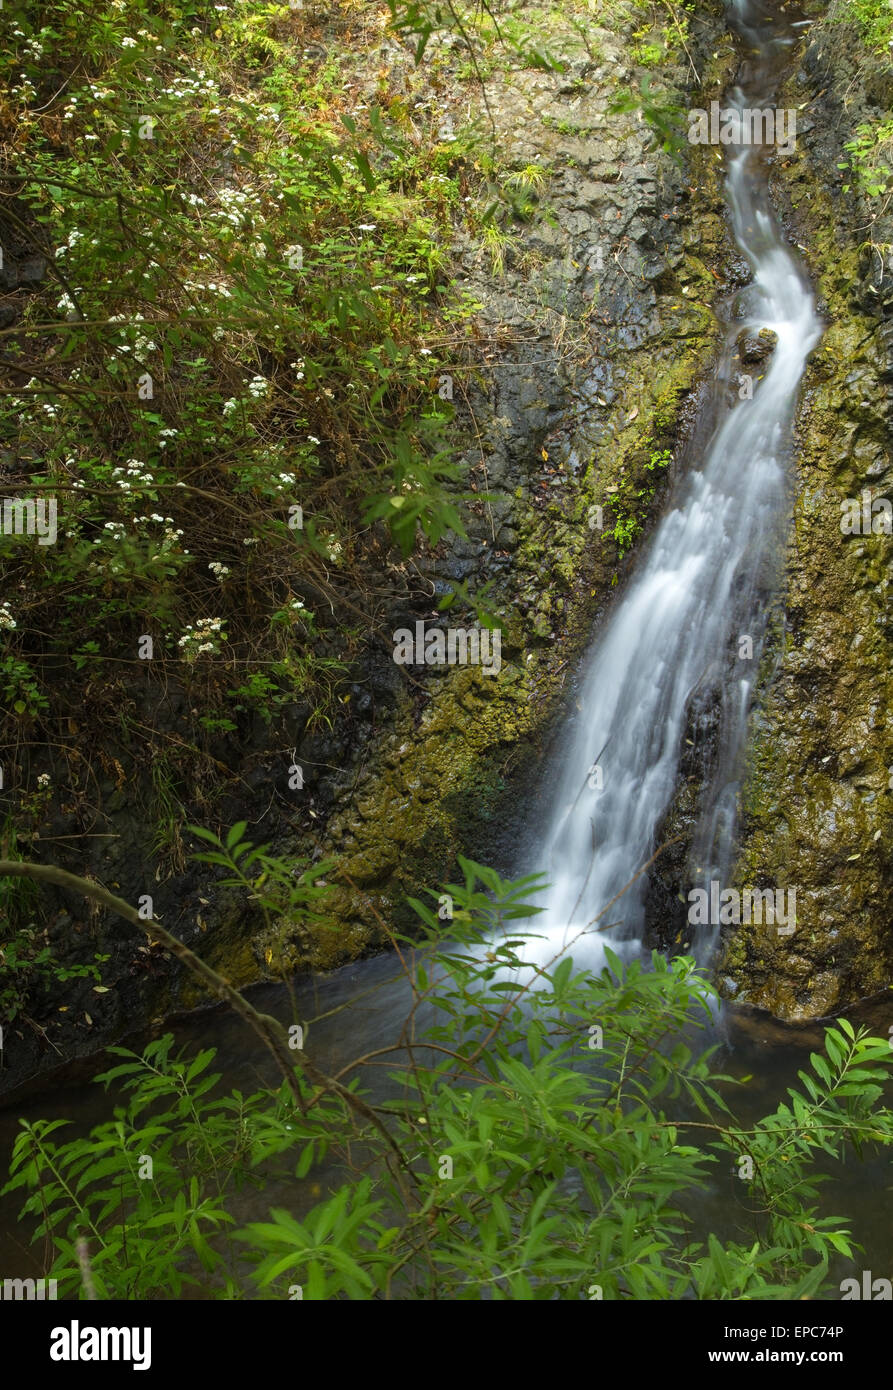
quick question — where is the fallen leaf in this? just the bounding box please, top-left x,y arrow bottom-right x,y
92,985 -> 110,993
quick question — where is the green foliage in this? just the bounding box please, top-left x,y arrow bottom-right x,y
436,576 -> 506,630
187,821 -> 335,934
0,656 -> 50,720
3,1038 -> 280,1298
828,0 -> 893,51
0,0 -> 485,744
384,0 -> 567,71
609,78 -> 688,164
610,508 -> 640,556
5,854 -> 893,1299
838,120 -> 893,198
0,921 -> 108,1028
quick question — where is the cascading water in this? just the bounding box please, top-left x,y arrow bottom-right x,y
526,0 -> 823,971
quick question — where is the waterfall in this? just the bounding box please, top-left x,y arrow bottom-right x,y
526,4 -> 823,971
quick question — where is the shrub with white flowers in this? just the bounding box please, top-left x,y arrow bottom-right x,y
177,618 -> 227,661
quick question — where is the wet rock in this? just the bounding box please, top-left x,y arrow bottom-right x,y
736,327 -> 779,363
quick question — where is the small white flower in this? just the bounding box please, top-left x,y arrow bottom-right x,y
37,773 -> 51,788
307,435 -> 320,445
121,36 -> 137,48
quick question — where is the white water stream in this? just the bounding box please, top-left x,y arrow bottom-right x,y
526,0 -> 822,972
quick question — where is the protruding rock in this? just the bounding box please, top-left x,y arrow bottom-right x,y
737,327 -> 779,363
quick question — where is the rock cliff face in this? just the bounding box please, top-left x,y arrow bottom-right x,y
304,21 -> 737,984
718,6 -> 893,1020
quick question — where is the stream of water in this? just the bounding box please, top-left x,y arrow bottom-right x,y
530,0 -> 822,973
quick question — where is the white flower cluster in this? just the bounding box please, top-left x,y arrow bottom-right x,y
178,618 -> 226,658
214,186 -> 255,228
160,74 -> 219,100
37,772 -> 51,788
0,601 -> 16,630
208,561 -> 230,579
10,77 -> 37,102
112,460 -> 154,489
124,513 -> 186,554
55,228 -> 85,257
247,375 -> 267,399
107,313 -> 158,356
182,277 -> 232,297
